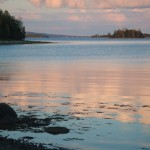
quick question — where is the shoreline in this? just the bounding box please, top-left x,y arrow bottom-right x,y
0,136 -> 49,150
0,40 -> 54,45
0,104 -> 72,150
0,135 -> 69,150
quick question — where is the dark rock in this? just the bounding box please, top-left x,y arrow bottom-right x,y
0,135 -> 48,150
16,116 -> 51,128
0,103 -> 17,128
44,127 -> 70,135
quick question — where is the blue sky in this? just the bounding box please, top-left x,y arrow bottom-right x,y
0,0 -> 150,35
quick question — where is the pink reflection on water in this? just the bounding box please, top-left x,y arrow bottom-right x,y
0,61 -> 150,124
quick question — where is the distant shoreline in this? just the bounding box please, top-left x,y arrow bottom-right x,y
0,40 -> 54,45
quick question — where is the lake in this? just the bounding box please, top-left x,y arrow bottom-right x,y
0,37 -> 150,150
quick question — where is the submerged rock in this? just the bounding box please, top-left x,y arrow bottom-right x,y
0,103 -> 17,128
44,127 -> 70,135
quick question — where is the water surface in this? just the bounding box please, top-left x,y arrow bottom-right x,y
0,38 -> 150,150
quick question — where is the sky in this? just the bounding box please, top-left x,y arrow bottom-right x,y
0,0 -> 150,35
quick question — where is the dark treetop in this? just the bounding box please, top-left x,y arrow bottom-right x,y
92,28 -> 146,38
111,28 -> 144,38
0,9 -> 26,40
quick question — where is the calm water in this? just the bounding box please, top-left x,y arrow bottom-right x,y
0,38 -> 150,150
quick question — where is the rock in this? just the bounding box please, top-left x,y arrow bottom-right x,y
0,103 -> 17,128
44,127 -> 70,135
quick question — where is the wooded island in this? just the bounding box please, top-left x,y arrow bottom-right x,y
92,28 -> 150,38
0,9 -> 53,44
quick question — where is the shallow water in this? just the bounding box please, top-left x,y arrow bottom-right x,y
0,38 -> 150,150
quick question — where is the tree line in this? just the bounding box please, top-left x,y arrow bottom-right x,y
112,28 -> 144,38
0,9 -> 26,40
92,28 -> 145,38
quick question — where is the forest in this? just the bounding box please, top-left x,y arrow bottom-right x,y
112,28 -> 144,38
92,28 -> 145,38
0,9 -> 26,40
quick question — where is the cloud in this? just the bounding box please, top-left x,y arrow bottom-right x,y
104,13 -> 127,22
13,10 -> 41,21
67,15 -> 81,22
45,0 -> 62,8
92,0 -> 150,9
131,8 -> 146,13
22,13 -> 41,20
29,0 -> 150,9
29,0 -> 42,7
67,14 -> 92,22
0,0 -> 7,3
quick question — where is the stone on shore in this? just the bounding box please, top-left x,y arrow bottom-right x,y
44,127 -> 70,135
0,103 -> 17,129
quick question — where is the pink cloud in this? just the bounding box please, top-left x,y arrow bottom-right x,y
45,0 -> 62,8
104,13 -> 127,22
115,0 -> 150,9
23,13 -> 41,20
67,14 -> 93,22
91,0 -> 150,9
0,0 -> 7,3
29,0 -> 150,9
16,12 -> 41,20
67,15 -> 81,22
65,0 -> 86,9
29,0 -> 42,7
132,9 -> 145,13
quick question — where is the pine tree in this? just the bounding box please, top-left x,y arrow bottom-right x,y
0,9 -> 26,40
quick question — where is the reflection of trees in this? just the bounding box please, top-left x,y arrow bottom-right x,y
0,63 -> 17,82
0,77 -> 9,81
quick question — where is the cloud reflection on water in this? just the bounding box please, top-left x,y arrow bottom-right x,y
0,60 -> 150,124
